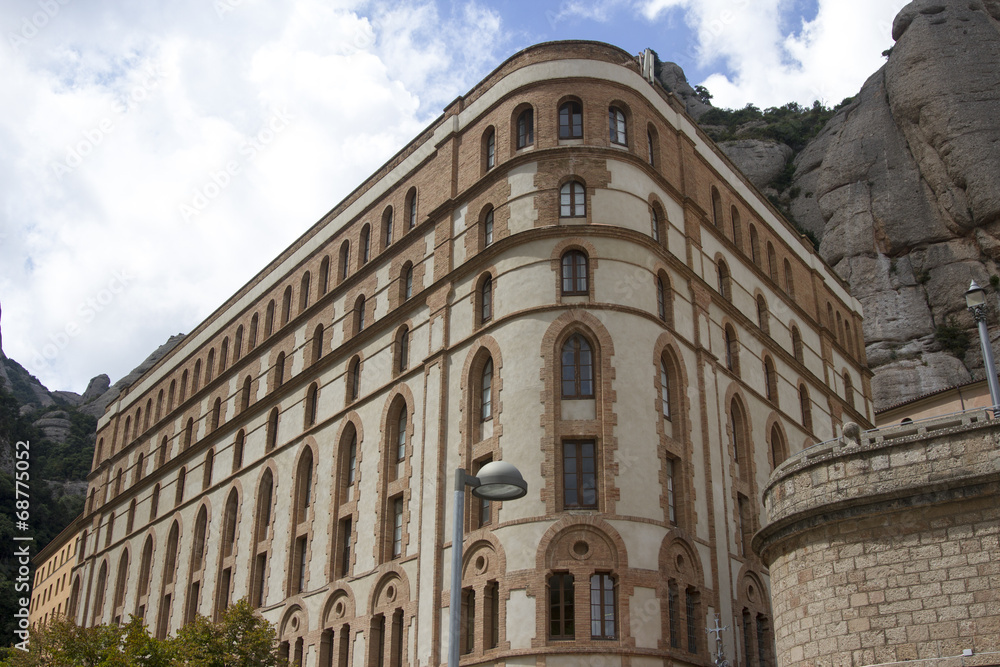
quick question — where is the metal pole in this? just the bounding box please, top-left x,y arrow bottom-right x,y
977,318 -> 1000,416
448,469 -> 467,667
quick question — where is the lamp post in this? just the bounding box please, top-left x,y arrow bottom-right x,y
448,461 -> 527,667
965,280 -> 1000,416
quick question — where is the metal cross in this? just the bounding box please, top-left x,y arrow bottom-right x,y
706,614 -> 731,667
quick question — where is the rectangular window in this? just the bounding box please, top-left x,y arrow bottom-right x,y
563,441 -> 598,509
486,580 -> 500,649
392,497 -> 404,558
686,588 -> 699,653
340,518 -> 352,577
296,536 -> 308,593
477,457 -> 493,528
255,554 -> 267,608
462,588 -> 475,655
668,580 -> 679,648
666,458 -> 676,525
548,573 -> 575,639
590,573 -> 616,639
738,494 -> 752,558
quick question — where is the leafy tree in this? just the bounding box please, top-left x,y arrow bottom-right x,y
173,600 -> 280,667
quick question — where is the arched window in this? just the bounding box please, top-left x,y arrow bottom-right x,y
249,314 -> 259,350
791,326 -> 803,363
143,400 -> 151,431
403,264 -> 414,301
656,276 -> 667,321
770,424 -> 787,468
396,327 -> 409,373
265,300 -> 275,337
319,256 -> 330,296
157,436 -> 168,468
312,323 -> 325,365
480,358 -> 494,422
348,357 -> 361,402
234,325 -> 244,360
784,259 -> 795,297
756,295 -> 769,334
660,357 -> 673,420
767,242 -> 778,281
516,108 -> 534,149
193,360 -> 202,392
183,418 -> 194,451
392,404 -> 408,480
383,206 -> 394,248
560,181 -> 586,218
305,383 -> 319,427
711,187 -> 723,228
126,499 -> 136,533
240,376 -> 252,412
339,240 -> 350,282
843,372 -> 855,411
651,206 -> 660,242
480,275 -> 493,324
561,250 -> 589,295
724,325 -> 740,375
150,484 -> 159,519
250,470 -> 273,608
273,351 -> 285,390
405,188 -> 418,230
202,450 -> 214,490
799,384 -> 812,431
175,468 -> 186,505
647,124 -> 658,166
764,356 -> 778,404
300,272 -> 311,313
289,449 -> 314,594
135,452 -> 144,483
608,106 -> 627,145
730,206 -> 743,250
360,225 -> 371,265
355,295 -> 366,334
93,561 -> 108,625
155,390 -> 163,422
837,311 -> 845,344
730,398 -> 749,467
483,128 -> 496,171
718,260 -> 732,301
281,286 -> 292,326
217,489 -> 239,613
558,101 -> 582,139
219,338 -> 229,373
138,536 -> 153,605
266,407 -> 279,452
211,397 -> 222,431
232,430 -> 245,472
483,207 -> 494,247
749,225 -> 761,267
123,416 -> 132,445
561,334 -> 594,399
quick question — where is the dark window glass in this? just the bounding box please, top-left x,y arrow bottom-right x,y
561,334 -> 594,398
559,102 -> 582,139
548,573 -> 575,639
563,440 -> 597,508
561,251 -> 589,295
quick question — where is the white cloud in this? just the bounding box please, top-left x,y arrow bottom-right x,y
0,0 -> 507,393
637,0 -> 907,108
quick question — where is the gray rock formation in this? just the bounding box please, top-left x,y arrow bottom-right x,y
79,334 -> 185,417
81,374 -> 110,404
657,61 -> 712,119
33,410 -> 72,444
719,140 -> 793,190
789,0 -> 1000,409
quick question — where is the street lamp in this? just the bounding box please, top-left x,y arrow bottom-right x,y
448,461 -> 527,667
965,279 -> 1000,416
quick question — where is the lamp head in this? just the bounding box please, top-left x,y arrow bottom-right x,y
471,461 -> 527,500
966,280 -> 986,309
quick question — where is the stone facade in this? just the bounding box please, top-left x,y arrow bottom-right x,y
28,516 -> 83,629
65,41 -> 870,666
756,410 -> 1000,666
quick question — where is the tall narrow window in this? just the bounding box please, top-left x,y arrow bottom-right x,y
339,241 -> 350,282
559,181 -> 586,218
299,272 -> 311,313
558,102 -> 582,139
355,295 -> 366,333
799,384 -> 812,431
462,588 -> 475,655
731,206 -> 743,249
749,225 -> 761,267
561,250 -> 589,295
665,458 -> 676,525
211,398 -> 221,431
234,326 -> 244,361
563,440 -> 598,508
686,588 -> 700,653
233,430 -> 245,472
249,314 -> 258,350
486,580 -> 500,648
395,410 -> 407,476
711,186 -> 723,228
660,358 -> 672,419
724,325 -> 740,375
608,107 -> 627,145
647,129 -> 656,165
517,108 -> 534,148
266,408 -> 279,452
319,256 -> 330,296
339,517 -> 352,577
737,493 -> 752,558
480,358 -> 493,422
312,324 -> 325,365
767,242 -> 778,281
656,277 -> 667,321
265,300 -> 275,337
668,581 -> 680,648
651,207 -> 660,242
791,326 -> 803,363
480,276 -> 493,324
757,295 -> 769,334
240,376 -> 252,412
561,334 -> 594,399
360,225 -> 371,265
764,357 -> 778,404
718,260 -> 732,301
383,207 -> 393,247
770,424 -> 787,469
484,129 -> 496,171
305,383 -> 318,427
483,207 -> 494,246
348,357 -> 361,402
844,372 -> 855,411
404,266 -> 414,300
590,573 -> 617,639
391,496 -> 404,558
406,188 -> 417,230
397,327 -> 409,372
476,456 -> 493,527
274,352 -> 285,389
548,573 -> 575,639
784,259 -> 795,297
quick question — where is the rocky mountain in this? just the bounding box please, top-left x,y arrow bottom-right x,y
676,0 -> 1000,411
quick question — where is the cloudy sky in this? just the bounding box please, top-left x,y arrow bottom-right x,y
1,0 -> 907,394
